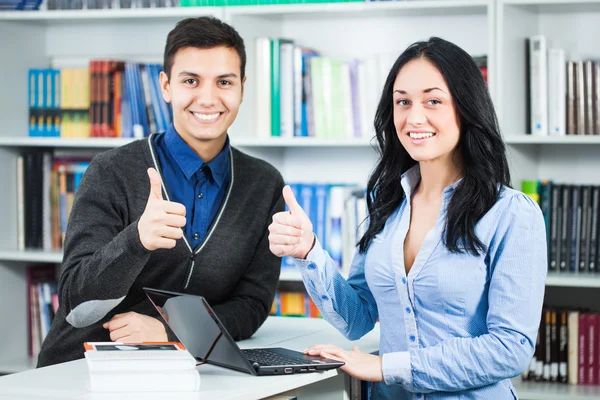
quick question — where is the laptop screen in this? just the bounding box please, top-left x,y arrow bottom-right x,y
144,288 -> 255,374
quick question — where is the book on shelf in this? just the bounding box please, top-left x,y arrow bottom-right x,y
84,341 -> 200,392
17,150 -> 91,251
525,35 -> 600,136
256,36 -> 487,141
27,264 -> 58,357
40,0 -> 367,9
45,0 -> 180,9
522,180 -> 600,275
27,61 -> 172,140
523,306 -> 599,386
270,288 -> 321,319
527,35 -> 549,136
0,0 -> 41,10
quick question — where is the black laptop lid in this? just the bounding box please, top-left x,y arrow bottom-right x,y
144,287 -> 256,375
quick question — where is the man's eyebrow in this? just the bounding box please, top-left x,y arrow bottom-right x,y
217,73 -> 238,79
393,87 -> 447,94
178,71 -> 200,78
177,71 -> 239,79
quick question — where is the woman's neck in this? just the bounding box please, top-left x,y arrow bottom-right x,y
415,157 -> 462,200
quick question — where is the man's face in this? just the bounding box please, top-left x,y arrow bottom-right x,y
160,46 -> 245,144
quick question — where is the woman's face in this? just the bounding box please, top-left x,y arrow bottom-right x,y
393,58 -> 461,164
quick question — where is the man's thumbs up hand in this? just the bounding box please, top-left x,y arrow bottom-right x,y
138,168 -> 187,251
268,186 -> 315,260
147,167 -> 164,201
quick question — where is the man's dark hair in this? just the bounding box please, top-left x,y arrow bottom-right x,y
163,16 -> 246,80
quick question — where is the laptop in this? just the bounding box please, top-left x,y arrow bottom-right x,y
143,287 -> 345,376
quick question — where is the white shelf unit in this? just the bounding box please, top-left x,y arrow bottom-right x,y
0,6 -> 225,20
0,136 -> 374,149
504,135 -> 600,145
497,0 -> 600,186
6,6 -> 599,398
0,0 -> 495,374
0,250 -> 62,264
498,2 -> 600,399
512,378 -> 600,400
545,273 -> 600,288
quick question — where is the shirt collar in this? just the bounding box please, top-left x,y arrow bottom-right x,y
164,124 -> 230,187
400,164 -> 462,200
400,164 -> 421,199
206,137 -> 231,188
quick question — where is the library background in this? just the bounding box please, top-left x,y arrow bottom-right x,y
0,0 -> 599,398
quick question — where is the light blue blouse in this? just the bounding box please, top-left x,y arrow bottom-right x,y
295,165 -> 547,399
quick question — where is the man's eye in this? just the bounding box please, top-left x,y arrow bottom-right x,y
219,80 -> 232,86
185,79 -> 197,85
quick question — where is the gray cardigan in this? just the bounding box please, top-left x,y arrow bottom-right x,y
37,135 -> 284,367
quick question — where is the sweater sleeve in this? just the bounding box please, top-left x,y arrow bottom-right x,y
59,158 -> 152,328
210,176 -> 285,340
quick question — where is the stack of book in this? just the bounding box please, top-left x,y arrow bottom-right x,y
84,342 -> 200,392
526,35 -> 600,136
0,0 -> 41,10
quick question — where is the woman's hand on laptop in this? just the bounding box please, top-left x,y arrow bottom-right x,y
304,344 -> 384,382
103,311 -> 168,343
268,185 -> 316,260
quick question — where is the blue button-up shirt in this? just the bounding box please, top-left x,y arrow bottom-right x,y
295,165 -> 547,399
154,124 -> 231,249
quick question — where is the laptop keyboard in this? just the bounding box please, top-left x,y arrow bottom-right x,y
241,349 -> 310,366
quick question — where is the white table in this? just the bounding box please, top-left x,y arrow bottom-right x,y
0,317 -> 380,400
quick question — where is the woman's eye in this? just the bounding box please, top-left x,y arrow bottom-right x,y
396,99 -> 409,106
427,99 -> 441,105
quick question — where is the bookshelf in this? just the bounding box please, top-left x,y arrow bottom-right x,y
498,1 -> 600,397
512,378 -> 600,400
0,250 -> 62,263
504,135 -> 600,145
497,0 -> 600,185
2,3 -> 598,398
0,7 -> 225,20
0,0 -> 494,374
0,136 -> 373,148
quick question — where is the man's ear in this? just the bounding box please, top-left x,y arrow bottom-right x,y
240,75 -> 247,102
159,71 -> 171,103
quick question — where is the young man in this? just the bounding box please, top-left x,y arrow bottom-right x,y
37,17 -> 284,367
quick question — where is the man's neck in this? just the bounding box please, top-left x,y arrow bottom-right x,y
174,127 -> 228,163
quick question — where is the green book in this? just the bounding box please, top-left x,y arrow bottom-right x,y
522,180 -> 540,204
270,39 -> 281,137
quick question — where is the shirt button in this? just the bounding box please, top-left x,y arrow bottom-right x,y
198,193 -> 204,199
321,295 -> 328,301
409,335 -> 416,342
401,277 -> 407,284
307,263 -> 316,270
193,233 -> 199,240
405,307 -> 411,314
520,338 -> 527,345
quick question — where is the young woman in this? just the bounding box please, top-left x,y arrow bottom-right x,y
268,37 -> 546,399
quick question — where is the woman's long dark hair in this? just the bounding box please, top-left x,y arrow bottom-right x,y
358,37 -> 511,255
